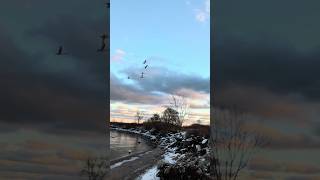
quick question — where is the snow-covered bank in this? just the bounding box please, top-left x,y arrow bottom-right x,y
137,166 -> 159,180
111,125 -> 211,179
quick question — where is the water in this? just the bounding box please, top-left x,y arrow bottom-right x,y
110,130 -> 151,160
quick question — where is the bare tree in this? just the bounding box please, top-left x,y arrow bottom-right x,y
80,157 -> 108,180
167,94 -> 189,127
135,110 -> 144,124
210,108 -> 267,180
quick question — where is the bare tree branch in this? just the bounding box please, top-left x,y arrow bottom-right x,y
167,94 -> 189,126
135,110 -> 144,124
210,108 -> 267,180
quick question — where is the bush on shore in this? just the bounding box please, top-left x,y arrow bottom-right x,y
183,124 -> 210,139
143,121 -> 181,133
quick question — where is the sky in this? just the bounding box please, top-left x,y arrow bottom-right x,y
110,0 -> 210,125
214,0 -> 320,179
0,0 -> 108,179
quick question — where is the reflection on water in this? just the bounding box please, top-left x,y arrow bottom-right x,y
110,130 -> 151,160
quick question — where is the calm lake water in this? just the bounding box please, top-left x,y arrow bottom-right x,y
110,130 -> 151,160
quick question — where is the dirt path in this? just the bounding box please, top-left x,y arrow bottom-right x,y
108,148 -> 163,180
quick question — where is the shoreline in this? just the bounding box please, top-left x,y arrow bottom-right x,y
109,125 -> 211,179
110,129 -> 155,161
109,147 -> 163,180
109,127 -> 163,180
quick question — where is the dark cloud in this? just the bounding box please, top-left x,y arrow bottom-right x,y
110,74 -> 164,104
212,0 -> 320,177
28,14 -> 106,69
0,5 -> 107,133
214,0 -> 320,102
110,66 -> 210,106
0,1 -> 108,179
122,66 -> 210,94
214,37 -> 320,101
215,0 -> 320,51
214,84 -> 315,121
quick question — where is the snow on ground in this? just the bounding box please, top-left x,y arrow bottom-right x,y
136,166 -> 160,180
163,148 -> 179,164
112,126 -> 208,179
110,156 -> 139,169
202,139 -> 208,144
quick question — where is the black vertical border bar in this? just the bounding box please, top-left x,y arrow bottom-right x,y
106,0 -> 111,169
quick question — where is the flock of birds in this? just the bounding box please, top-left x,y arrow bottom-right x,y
55,0 -> 148,156
55,1 -> 150,82
127,59 -> 149,80
56,1 -> 110,56
56,32 -> 108,56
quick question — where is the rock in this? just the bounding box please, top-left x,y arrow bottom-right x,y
199,149 -> 206,156
196,145 -> 201,152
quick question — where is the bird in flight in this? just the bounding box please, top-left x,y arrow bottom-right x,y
100,33 -> 108,41
128,76 -> 130,79
143,60 -> 147,64
97,42 -> 106,52
56,46 -> 65,55
144,65 -> 148,69
140,72 -> 144,78
56,46 -> 67,56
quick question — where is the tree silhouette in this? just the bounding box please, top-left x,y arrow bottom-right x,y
210,108 -> 268,180
167,94 -> 189,127
162,107 -> 179,125
80,157 -> 108,180
135,110 -> 144,124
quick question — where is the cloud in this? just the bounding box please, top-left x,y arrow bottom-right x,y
122,66 -> 210,94
111,66 -> 210,105
214,35 -> 320,102
214,84 -> 312,121
110,71 -> 210,125
249,156 -> 320,175
110,73 -> 165,104
0,1 -> 108,179
242,122 -> 320,149
0,13 -> 107,133
194,0 -> 210,23
111,49 -> 126,62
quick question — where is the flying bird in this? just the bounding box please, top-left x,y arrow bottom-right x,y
143,59 -> 147,64
97,42 -> 106,52
100,33 -> 108,41
56,46 -> 64,55
128,76 -> 130,79
144,65 -> 148,69
140,72 -> 144,78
